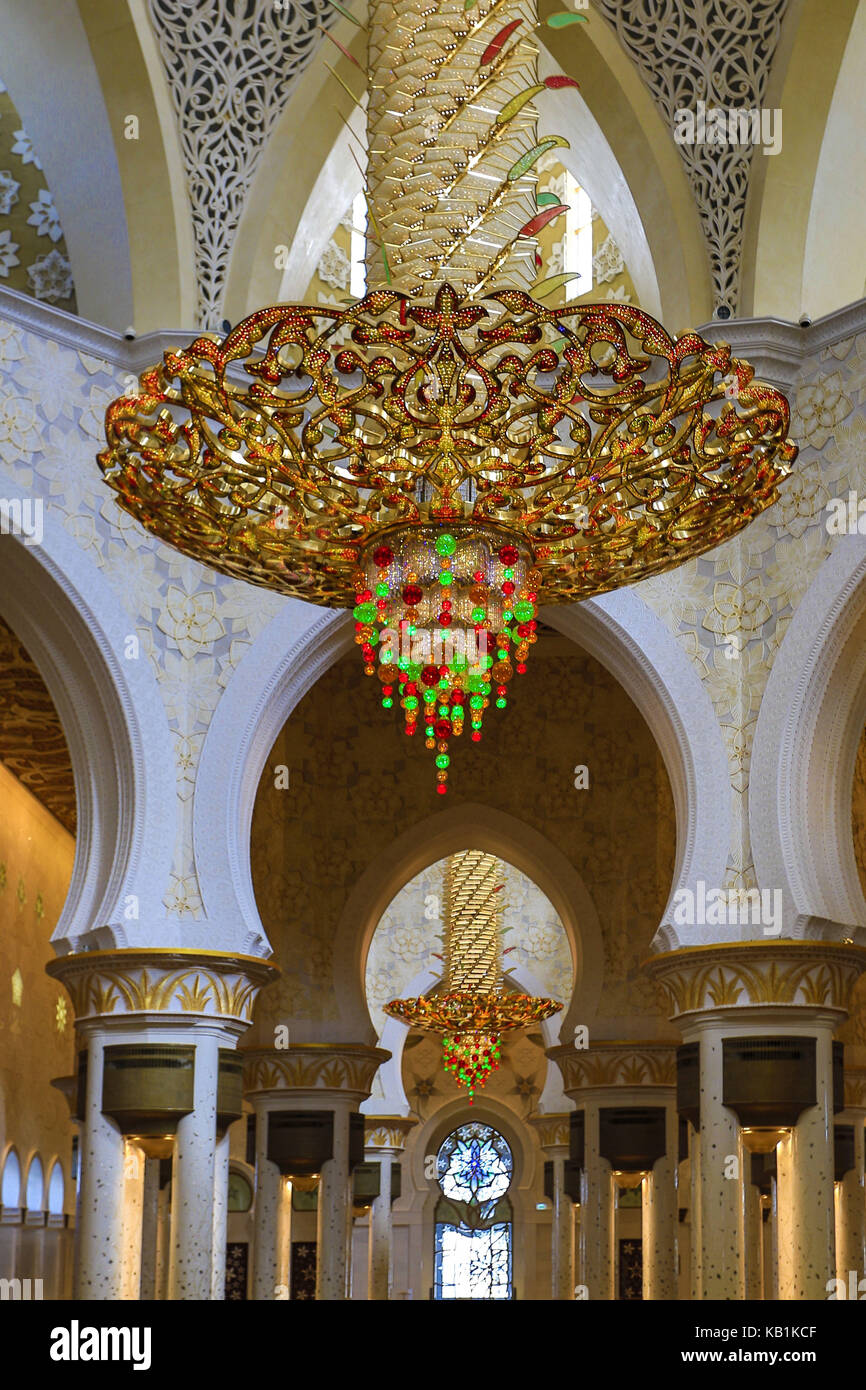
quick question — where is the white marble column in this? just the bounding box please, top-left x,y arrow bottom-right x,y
580,1101 -> 615,1301
834,1112 -> 865,1291
642,1100 -> 678,1300
775,1020 -> 837,1300
550,1149 -> 575,1300
251,1102 -> 280,1300
367,1151 -> 394,1300
140,1157 -> 160,1300
688,1123 -> 702,1299
276,1176 -> 292,1296
75,1026 -> 126,1300
764,1175 -> 779,1300
211,1127 -> 230,1300
692,1021 -> 744,1299
317,1104 -> 352,1301
741,1141 -> 764,1300
364,1118 -> 414,1301
169,1028 -> 230,1300
120,1141 -> 145,1299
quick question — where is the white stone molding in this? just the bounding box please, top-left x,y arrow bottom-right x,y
548,589 -> 732,951
193,601 -> 350,956
751,535 -> 866,940
0,495 -> 177,955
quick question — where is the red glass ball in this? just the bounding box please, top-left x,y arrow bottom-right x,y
435,719 -> 452,738
498,544 -> 519,565
517,623 -> 531,637
502,581 -> 515,595
373,545 -> 393,567
420,665 -> 439,686
436,784 -> 447,795
439,612 -> 452,626
471,732 -> 482,742
402,584 -> 423,605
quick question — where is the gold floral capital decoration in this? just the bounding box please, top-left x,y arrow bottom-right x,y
642,941 -> 866,1021
46,948 -> 279,1024
547,1040 -> 677,1094
364,1116 -> 418,1150
242,1044 -> 391,1101
528,1112 -> 571,1149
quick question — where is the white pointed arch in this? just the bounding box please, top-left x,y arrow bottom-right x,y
0,481 -> 176,954
751,536 -> 866,939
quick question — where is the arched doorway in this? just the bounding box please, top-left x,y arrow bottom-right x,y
433,1121 -> 514,1301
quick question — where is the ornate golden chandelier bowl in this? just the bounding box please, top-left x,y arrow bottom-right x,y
99,281 -> 796,608
384,988 -> 562,1102
383,989 -> 561,1034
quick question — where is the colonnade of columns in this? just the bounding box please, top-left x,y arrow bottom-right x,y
46,949 -> 277,1301
242,1045 -> 390,1301
48,940 -> 866,1300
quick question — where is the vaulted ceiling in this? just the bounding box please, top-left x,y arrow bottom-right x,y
0,0 -> 861,336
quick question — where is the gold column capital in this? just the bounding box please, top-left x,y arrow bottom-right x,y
242,1044 -> 391,1101
547,1040 -> 677,1096
364,1116 -> 418,1150
528,1112 -> 571,1149
47,948 -> 279,1025
642,940 -> 866,1023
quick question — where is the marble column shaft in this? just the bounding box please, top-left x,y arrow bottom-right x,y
169,1030 -> 223,1300
550,1149 -> 575,1301
140,1157 -> 160,1300
367,1151 -> 394,1301
580,1101 -> 615,1301
317,1105 -> 352,1301
642,1101 -> 678,1300
251,1103 -> 281,1300
835,1114 -> 866,1288
75,1028 -> 126,1300
775,1022 -> 837,1300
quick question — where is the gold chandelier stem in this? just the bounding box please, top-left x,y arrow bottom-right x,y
365,0 -> 540,297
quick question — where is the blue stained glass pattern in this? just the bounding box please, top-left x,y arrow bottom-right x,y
437,1122 -> 512,1205
434,1123 -> 514,1299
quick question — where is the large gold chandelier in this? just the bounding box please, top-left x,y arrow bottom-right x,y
384,851 -> 561,1100
99,0 -> 797,790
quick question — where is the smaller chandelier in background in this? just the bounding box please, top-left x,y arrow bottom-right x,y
384,850 -> 562,1101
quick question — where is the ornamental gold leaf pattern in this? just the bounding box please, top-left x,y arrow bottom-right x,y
99,286 -> 796,608
646,945 -> 866,1017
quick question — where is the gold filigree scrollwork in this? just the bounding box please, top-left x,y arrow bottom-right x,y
100,285 -> 796,609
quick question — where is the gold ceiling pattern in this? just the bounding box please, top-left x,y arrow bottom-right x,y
0,616 -> 76,835
0,77 -> 76,312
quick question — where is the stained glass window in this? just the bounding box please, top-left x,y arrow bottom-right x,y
434,1123 -> 514,1300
